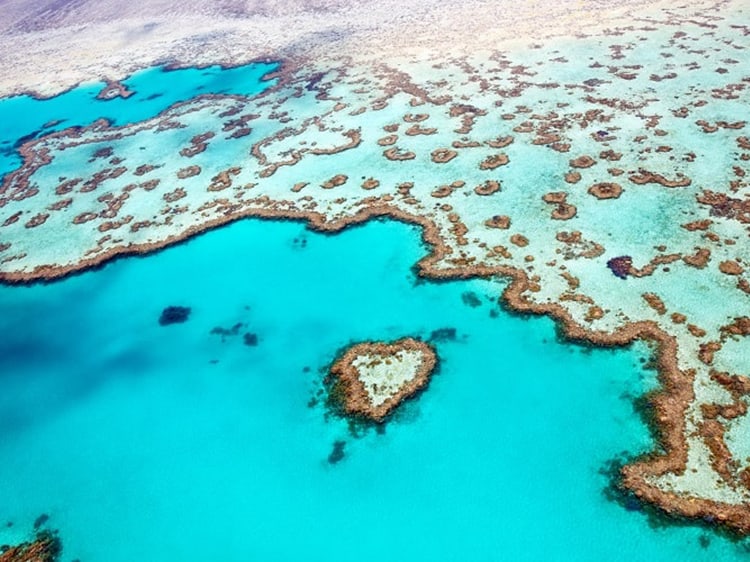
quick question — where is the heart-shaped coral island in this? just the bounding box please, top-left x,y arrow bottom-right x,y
328,338 -> 438,422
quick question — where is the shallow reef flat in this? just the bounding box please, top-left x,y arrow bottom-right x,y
1,0 -> 750,536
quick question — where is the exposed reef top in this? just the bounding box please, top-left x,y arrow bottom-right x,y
329,338 -> 437,422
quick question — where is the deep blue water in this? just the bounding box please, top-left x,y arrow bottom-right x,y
0,61 -> 749,561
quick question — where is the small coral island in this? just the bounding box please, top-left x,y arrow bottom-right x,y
328,338 -> 437,422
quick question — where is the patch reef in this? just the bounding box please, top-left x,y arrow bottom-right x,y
329,338 -> 437,421
1,0 -> 750,535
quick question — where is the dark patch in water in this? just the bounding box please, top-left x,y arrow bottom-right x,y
461,291 -> 482,307
144,93 -> 163,101
210,322 -> 244,341
13,130 -> 43,148
41,119 -> 64,129
158,306 -> 191,326
583,78 -> 607,87
305,72 -> 326,91
699,534 -> 711,548
607,255 -> 633,279
429,327 -> 457,342
33,513 -> 49,530
243,332 -> 258,346
327,440 -> 346,464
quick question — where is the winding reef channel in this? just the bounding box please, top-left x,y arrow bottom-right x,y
1,0 -> 750,535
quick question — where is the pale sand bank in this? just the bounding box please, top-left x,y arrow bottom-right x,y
0,0 -> 730,97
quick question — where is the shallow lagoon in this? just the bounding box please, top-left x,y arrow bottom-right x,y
0,216 -> 747,561
1,60 -> 749,561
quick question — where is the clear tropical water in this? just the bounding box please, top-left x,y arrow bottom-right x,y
1,62 -> 749,561
0,62 -> 278,174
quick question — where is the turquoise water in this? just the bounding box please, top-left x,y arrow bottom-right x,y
0,62 -> 278,175
0,217 -> 746,560
1,59 -> 749,560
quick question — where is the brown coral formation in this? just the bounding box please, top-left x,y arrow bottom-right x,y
719,260 -> 744,275
383,147 -> 416,161
697,190 -> 750,224
682,219 -> 712,231
682,247 -> 711,269
485,136 -> 514,148
309,129 -> 361,155
720,316 -> 750,339
588,182 -> 623,199
163,188 -> 187,203
207,168 -> 240,192
479,154 -> 509,170
177,166 -> 201,179
405,124 -> 437,136
629,169 -> 692,188
484,215 -> 511,229
599,150 -> 622,161
585,306 -> 604,322
551,204 -> 577,220
570,155 -> 596,168
179,132 -> 214,158
642,292 -> 667,315
24,213 -> 48,228
474,180 -> 501,196
431,148 -> 458,163
403,113 -> 429,123
542,192 -> 576,220
328,338 -> 437,422
321,174 -> 348,189
542,192 -> 567,204
0,532 -> 60,562
556,231 -> 605,260
431,185 -> 454,198
96,79 -> 134,101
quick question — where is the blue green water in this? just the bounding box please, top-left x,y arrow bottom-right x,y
1,61 -> 749,560
0,62 -> 278,175
0,217 -> 746,560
